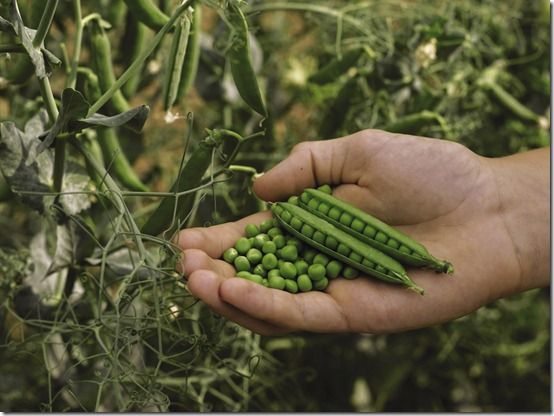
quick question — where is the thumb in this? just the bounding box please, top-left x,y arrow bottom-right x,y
253,135 -> 353,202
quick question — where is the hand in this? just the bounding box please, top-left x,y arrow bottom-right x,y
177,129 -> 549,335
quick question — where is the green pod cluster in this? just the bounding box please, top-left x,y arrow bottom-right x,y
271,202 -> 424,294
299,188 -> 453,274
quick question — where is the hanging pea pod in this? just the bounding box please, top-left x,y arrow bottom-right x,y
177,5 -> 202,101
162,8 -> 193,112
384,110 -> 448,134
120,12 -> 148,98
141,129 -> 223,237
308,47 -> 364,85
122,0 -> 170,31
227,2 -> 268,117
483,82 -> 542,124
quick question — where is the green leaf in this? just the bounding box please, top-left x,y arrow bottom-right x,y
71,104 -> 150,133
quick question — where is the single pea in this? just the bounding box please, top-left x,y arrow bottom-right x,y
234,256 -> 250,272
314,277 -> 329,291
294,259 -> 309,275
262,253 -> 278,270
343,266 -> 359,279
308,264 -> 326,281
278,259 -> 285,268
285,279 -> 299,293
260,219 -> 274,233
318,202 -> 330,215
339,212 -> 353,226
351,218 -> 365,233
272,235 -> 286,249
363,225 -> 376,238
267,226 -> 283,239
262,278 -> 269,287
267,269 -> 281,278
247,274 -> 264,284
297,274 -> 313,292
317,184 -> 332,194
307,198 -> 319,210
300,192 -> 310,204
281,210 -> 292,223
362,258 -> 375,269
235,237 -> 251,254
387,239 -> 400,249
375,231 -> 388,243
290,217 -> 303,231
304,248 -> 317,263
248,237 -> 255,246
313,253 -> 330,266
272,205 -> 284,216
279,261 -> 297,279
262,240 -> 277,254
237,271 -> 251,278
337,243 -> 351,256
253,264 -> 267,277
286,237 -> 304,251
253,234 -> 270,249
329,207 -> 342,221
288,195 -> 299,205
223,247 -> 239,263
300,223 -> 315,238
246,248 -> 263,265
312,230 -> 326,244
326,260 -> 343,279
268,275 -> 286,290
245,224 -> 260,238
349,252 -> 363,263
375,264 -> 387,274
280,245 -> 298,262
325,235 -> 338,250
399,245 -> 411,254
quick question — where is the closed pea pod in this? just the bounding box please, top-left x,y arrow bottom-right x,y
177,5 -> 202,101
122,0 -> 170,31
299,188 -> 453,274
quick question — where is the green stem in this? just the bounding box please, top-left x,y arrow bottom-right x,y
66,0 -> 82,89
38,77 -> 59,121
87,0 -> 194,117
32,0 -> 59,48
0,43 -> 25,53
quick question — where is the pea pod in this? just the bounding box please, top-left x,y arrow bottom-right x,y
227,3 -> 268,117
141,133 -> 222,237
122,0 -> 170,31
308,48 -> 364,85
299,188 -> 453,274
177,5 -> 202,101
120,13 -> 148,98
384,110 -> 447,134
271,202 -> 424,294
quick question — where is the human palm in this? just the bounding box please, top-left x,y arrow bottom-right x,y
177,130 -> 527,335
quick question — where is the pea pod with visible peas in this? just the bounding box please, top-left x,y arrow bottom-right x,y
299,188 -> 453,274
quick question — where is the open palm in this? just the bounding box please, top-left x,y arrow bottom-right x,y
177,130 -> 534,335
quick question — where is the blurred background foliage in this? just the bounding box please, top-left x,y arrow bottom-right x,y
0,0 -> 550,411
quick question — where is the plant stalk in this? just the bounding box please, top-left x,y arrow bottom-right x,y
32,0 -> 59,48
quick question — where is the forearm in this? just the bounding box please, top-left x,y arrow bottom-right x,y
487,147 -> 550,291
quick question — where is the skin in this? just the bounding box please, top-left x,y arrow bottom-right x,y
177,129 -> 550,335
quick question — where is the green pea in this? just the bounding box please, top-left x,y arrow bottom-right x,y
237,271 -> 251,278
223,247 -> 238,263
349,252 -> 362,263
313,230 -> 326,244
339,212 -> 353,226
267,269 -> 281,278
300,192 -> 310,204
253,234 -> 270,249
317,184 -> 332,194
279,261 -> 297,279
262,278 -> 269,287
297,274 -> 312,292
246,248 -> 263,264
325,235 -> 338,250
399,245 -> 411,254
245,224 -> 260,238
375,231 -> 388,243
280,245 -> 298,262
273,205 -> 284,216
337,243 -> 351,256
304,248 -> 317,263
262,240 -> 277,254
363,225 -> 376,238
318,202 -> 330,215
375,265 -> 387,274
307,198 -> 319,210
268,275 -> 286,290
300,223 -> 315,238
286,237 -> 304,251
308,264 -> 326,281
272,234 -> 286,249
260,219 -> 274,233
267,226 -> 283,239
326,260 -> 343,279
314,277 -> 329,290
234,256 -> 250,272
329,207 -> 342,220
313,253 -> 330,267
285,279 -> 299,293
235,237 -> 251,254
343,266 -> 359,279
288,195 -> 299,205
281,210 -> 292,223
278,259 -> 285,268
351,218 -> 365,233
253,264 -> 267,277
387,239 -> 400,249
362,258 -> 375,269
247,274 -> 264,284
294,259 -> 309,275
290,217 -> 303,231
262,253 -> 278,270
